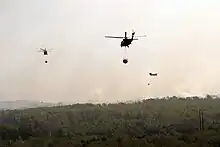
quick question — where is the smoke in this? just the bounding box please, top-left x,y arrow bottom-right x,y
1,0 -> 220,103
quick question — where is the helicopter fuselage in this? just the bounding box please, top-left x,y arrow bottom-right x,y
149,73 -> 158,76
44,51 -> 48,55
121,38 -> 133,47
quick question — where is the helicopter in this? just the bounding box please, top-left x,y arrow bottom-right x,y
149,73 -> 158,76
37,47 -> 53,63
105,30 -> 146,64
37,48 -> 52,56
105,30 -> 147,48
147,73 -> 158,86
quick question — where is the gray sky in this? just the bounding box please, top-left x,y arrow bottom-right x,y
0,0 -> 220,103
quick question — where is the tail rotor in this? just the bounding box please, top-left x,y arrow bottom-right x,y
132,29 -> 135,37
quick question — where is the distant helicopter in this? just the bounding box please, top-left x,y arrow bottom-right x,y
37,48 -> 53,55
37,47 -> 53,63
105,30 -> 146,64
149,73 -> 158,76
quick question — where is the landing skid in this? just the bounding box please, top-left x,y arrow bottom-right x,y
121,46 -> 129,48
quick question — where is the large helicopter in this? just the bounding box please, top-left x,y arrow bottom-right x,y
105,30 -> 146,64
105,30 -> 146,48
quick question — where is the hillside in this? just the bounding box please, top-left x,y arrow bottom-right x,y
0,100 -> 54,110
0,96 -> 220,147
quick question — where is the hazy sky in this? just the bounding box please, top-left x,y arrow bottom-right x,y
0,0 -> 220,103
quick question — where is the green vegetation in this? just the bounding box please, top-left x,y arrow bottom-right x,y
1,95 -> 220,146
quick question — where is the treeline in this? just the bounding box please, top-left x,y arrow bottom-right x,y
1,95 -> 220,146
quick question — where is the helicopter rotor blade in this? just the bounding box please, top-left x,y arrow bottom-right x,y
136,35 -> 147,37
105,36 -> 124,39
47,48 -> 53,52
40,48 -> 45,51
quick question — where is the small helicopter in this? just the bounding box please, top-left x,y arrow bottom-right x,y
37,48 -> 52,56
105,30 -> 146,64
149,73 -> 158,76
37,47 -> 52,63
148,73 -> 158,86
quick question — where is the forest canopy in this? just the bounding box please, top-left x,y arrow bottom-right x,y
0,95 -> 220,147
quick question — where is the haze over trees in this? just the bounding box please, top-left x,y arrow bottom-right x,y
1,95 -> 220,147
0,100 -> 54,110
